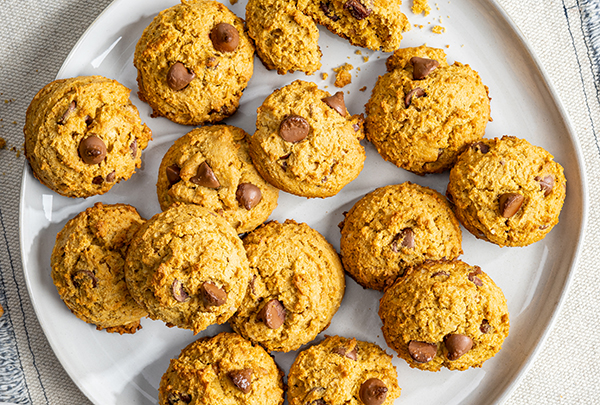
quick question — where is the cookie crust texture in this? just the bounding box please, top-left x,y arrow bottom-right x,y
379,260 -> 510,371
51,202 -> 147,334
287,335 -> 401,405
365,45 -> 491,174
159,332 -> 285,405
156,125 -> 279,234
124,204 -> 250,334
24,76 -> 152,198
134,0 -> 254,125
249,80 -> 365,198
229,220 -> 346,352
340,182 -> 462,291
447,135 -> 566,247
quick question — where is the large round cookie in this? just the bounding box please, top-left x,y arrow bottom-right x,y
378,260 -> 510,372
24,76 -> 152,198
124,204 -> 250,334
287,335 -> 401,405
51,202 -> 147,334
339,182 -> 462,291
248,80 -> 365,198
229,220 -> 345,352
447,135 -> 566,247
159,332 -> 284,405
365,45 -> 491,174
134,0 -> 254,125
156,125 -> 279,234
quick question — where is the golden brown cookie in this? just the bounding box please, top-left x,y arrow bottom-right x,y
229,220 -> 345,352
159,332 -> 285,405
378,260 -> 510,371
365,45 -> 491,174
124,203 -> 250,334
287,335 -> 401,405
339,182 -> 462,291
50,202 -> 147,334
134,0 -> 254,125
447,135 -> 566,247
249,80 -> 365,198
24,76 -> 152,198
156,125 -> 279,234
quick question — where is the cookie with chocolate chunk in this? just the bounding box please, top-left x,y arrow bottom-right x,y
229,220 -> 345,352
134,0 -> 254,125
156,125 -> 279,234
365,45 -> 490,174
287,335 -> 401,405
249,80 -> 365,198
159,332 -> 284,405
51,203 -> 147,334
379,260 -> 510,371
24,76 -> 152,198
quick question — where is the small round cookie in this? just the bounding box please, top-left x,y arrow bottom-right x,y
249,80 -> 365,198
365,45 -> 491,174
246,0 -> 322,75
339,182 -> 462,291
134,0 -> 254,125
51,202 -> 147,334
159,332 -> 284,405
287,335 -> 401,405
447,136 -> 566,247
156,125 -> 279,234
124,203 -> 250,334
379,260 -> 510,372
24,76 -> 152,198
229,220 -> 345,352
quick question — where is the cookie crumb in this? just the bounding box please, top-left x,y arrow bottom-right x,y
363,56 -> 370,62
333,63 -> 353,88
412,0 -> 431,15
0,137 -> 5,149
355,50 -> 362,55
432,25 -> 445,34
322,72 -> 329,80
359,86 -> 367,92
230,0 -> 238,4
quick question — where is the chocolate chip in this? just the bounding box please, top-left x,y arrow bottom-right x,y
359,378 -> 387,405
468,267 -> 483,287
311,400 -> 326,405
391,228 -> 415,252
130,139 -> 138,158
210,23 -> 240,53
535,175 -> 554,196
201,282 -> 227,306
172,279 -> 189,302
321,91 -> 348,116
404,87 -> 426,108
58,100 -> 77,124
79,135 -> 106,165
408,341 -> 437,363
499,192 -> 524,218
228,368 -> 253,393
167,392 -> 191,404
236,183 -> 262,210
279,115 -> 310,142
92,176 -> 104,185
190,162 -> 220,188
166,164 -> 181,186
320,1 -> 339,21
85,115 -> 93,126
72,270 -> 98,288
344,0 -> 372,20
106,171 -> 116,183
258,299 -> 285,329
167,62 -> 196,91
445,334 -> 473,360
480,319 -> 492,334
410,56 -> 440,80
332,346 -> 358,361
472,141 -> 490,154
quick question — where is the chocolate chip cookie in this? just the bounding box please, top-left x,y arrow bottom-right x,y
229,220 -> 345,352
51,202 -> 147,334
287,335 -> 401,405
365,45 -> 491,174
339,182 -> 462,291
156,125 -> 279,234
159,332 -> 284,405
134,0 -> 254,125
248,80 -> 365,198
447,135 -> 566,247
124,203 -> 250,334
24,76 -> 152,198
378,260 -> 510,371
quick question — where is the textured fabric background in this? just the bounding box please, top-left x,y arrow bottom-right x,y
0,0 -> 598,404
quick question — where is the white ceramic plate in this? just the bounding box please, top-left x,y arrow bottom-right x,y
20,0 -> 587,404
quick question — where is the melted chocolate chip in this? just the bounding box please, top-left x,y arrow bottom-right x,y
431,271 -> 450,278
167,62 -> 196,91
130,139 -> 138,158
359,378 -> 388,405
167,392 -> 191,404
190,162 -> 220,188
258,299 -> 285,329
201,282 -> 227,306
236,183 -> 262,210
445,334 -> 473,360
320,1 -> 339,21
85,115 -> 93,126
408,341 -> 437,363
480,319 -> 492,334
58,100 -> 77,124
279,115 -> 310,142
410,56 -> 440,80
332,346 -> 358,361
321,91 -> 348,116
499,192 -> 524,218
391,228 -> 415,252
472,141 -> 490,154
468,266 -> 483,286
228,368 -> 253,393
166,164 -> 181,186
72,270 -> 98,288
172,279 -> 189,302
92,176 -> 104,185
535,175 -> 554,197
344,0 -> 372,20
106,171 -> 116,183
404,87 -> 426,108
210,23 -> 240,53
79,135 -> 106,165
